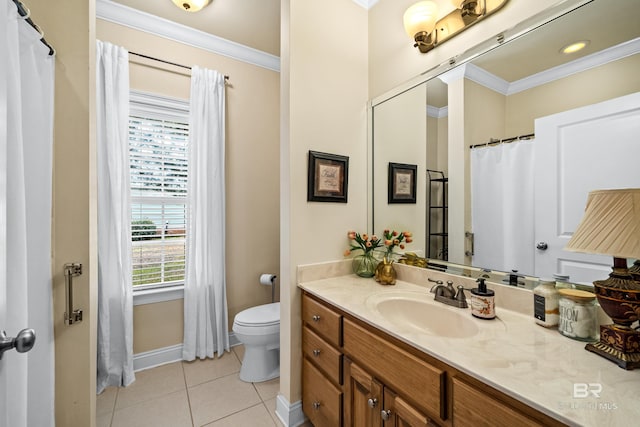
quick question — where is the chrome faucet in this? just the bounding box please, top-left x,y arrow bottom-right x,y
428,278 -> 468,308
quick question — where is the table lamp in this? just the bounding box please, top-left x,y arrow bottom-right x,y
565,188 -> 640,370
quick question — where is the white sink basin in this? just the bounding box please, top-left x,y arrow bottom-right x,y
365,291 -> 479,338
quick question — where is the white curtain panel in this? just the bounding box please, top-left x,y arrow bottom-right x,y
183,67 -> 229,360
0,1 -> 55,425
96,40 -> 135,393
471,140 -> 535,274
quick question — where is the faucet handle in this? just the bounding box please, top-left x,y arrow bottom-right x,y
455,285 -> 468,308
428,278 -> 443,293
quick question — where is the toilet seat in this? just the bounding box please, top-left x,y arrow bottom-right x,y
232,302 -> 280,336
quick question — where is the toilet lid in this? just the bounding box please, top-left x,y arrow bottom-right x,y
235,302 -> 280,327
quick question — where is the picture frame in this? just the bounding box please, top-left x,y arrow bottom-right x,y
388,162 -> 417,204
307,151 -> 349,203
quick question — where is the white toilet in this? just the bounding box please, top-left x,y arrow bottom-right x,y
232,302 -> 280,382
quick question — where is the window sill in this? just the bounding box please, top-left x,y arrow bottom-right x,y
133,285 -> 184,306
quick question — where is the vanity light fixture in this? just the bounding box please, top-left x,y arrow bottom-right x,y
565,188 -> 640,370
171,0 -> 211,13
560,40 -> 590,54
404,0 -> 509,54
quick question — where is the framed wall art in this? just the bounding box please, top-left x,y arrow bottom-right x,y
388,162 -> 416,204
307,150 -> 349,203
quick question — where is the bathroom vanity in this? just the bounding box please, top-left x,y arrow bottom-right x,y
298,262 -> 640,427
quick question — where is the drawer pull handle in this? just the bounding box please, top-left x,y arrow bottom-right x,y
312,315 -> 321,322
381,409 -> 391,421
367,398 -> 378,408
312,349 -> 321,357
312,401 -> 321,410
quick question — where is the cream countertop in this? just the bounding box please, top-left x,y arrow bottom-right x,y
297,262 -> 640,427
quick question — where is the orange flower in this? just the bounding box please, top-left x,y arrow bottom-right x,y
393,239 -> 400,245
366,241 -> 372,248
392,231 -> 398,236
362,233 -> 368,241
385,240 -> 392,246
344,249 -> 351,256
404,231 -> 412,238
400,244 -> 405,250
406,237 -> 413,243
371,235 -> 378,242
347,231 -> 356,240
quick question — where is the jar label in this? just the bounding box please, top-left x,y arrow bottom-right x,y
534,294 -> 546,321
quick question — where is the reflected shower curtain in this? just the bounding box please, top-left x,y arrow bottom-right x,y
470,140 -> 535,274
0,1 -> 55,425
183,67 -> 229,360
96,40 -> 135,393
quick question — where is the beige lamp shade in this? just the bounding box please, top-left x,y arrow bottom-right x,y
172,0 -> 211,12
404,1 -> 440,38
565,188 -> 640,259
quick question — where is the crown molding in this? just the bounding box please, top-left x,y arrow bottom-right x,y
96,0 -> 280,72
507,37 -> 640,95
438,38 -> 639,96
427,105 -> 448,118
352,0 -> 379,10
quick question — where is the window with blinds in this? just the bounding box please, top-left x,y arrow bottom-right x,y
129,91 -> 189,289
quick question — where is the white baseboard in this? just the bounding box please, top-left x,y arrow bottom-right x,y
133,333 -> 242,372
275,394 -> 306,427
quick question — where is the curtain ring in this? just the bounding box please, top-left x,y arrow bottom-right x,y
31,22 -> 44,39
16,1 -> 31,20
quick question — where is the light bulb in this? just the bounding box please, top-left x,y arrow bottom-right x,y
403,1 -> 440,38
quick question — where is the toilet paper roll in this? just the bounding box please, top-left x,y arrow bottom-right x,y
260,274 -> 277,286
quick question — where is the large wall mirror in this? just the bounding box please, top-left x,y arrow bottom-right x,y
371,0 -> 640,288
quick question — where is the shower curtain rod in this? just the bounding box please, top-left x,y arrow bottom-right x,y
12,0 -> 55,56
470,133 -> 535,149
128,51 -> 229,81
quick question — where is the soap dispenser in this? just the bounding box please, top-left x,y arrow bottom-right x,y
470,278 -> 495,319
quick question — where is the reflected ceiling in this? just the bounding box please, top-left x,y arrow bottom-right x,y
111,0 -> 281,56
427,0 -> 640,108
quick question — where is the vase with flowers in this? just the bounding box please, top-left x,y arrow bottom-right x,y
374,230 -> 413,285
345,231 -> 383,278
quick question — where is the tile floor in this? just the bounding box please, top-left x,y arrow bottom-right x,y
97,345 -> 293,427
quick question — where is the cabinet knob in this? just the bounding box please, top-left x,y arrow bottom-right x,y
312,315 -> 321,322
381,409 -> 391,421
536,241 -> 548,250
312,349 -> 321,357
312,401 -> 321,410
367,398 -> 378,408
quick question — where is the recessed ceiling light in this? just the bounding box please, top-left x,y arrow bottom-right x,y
560,40 -> 590,54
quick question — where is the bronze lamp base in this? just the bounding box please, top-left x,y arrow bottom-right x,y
586,258 -> 640,370
586,324 -> 640,370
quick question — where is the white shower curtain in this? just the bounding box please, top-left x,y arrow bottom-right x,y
471,140 -> 535,274
0,1 -> 55,425
183,67 -> 229,360
96,40 -> 135,393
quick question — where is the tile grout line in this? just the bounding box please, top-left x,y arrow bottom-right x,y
181,361 -> 196,427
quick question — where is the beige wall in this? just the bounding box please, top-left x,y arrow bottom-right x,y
373,84 -> 427,253
505,54 -> 640,135
96,21 -> 280,352
29,0 -> 98,425
281,0 -> 369,405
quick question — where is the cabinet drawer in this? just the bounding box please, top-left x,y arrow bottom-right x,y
302,293 -> 342,347
303,326 -> 342,385
343,318 -> 446,421
303,358 -> 342,427
452,377 -> 540,427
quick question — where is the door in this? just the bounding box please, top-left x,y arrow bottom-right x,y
344,358 -> 382,427
534,92 -> 640,282
382,388 -> 433,427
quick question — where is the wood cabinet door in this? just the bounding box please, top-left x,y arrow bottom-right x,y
344,358 -> 382,427
383,388 -> 434,427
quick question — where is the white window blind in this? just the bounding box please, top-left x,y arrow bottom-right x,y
129,91 -> 189,289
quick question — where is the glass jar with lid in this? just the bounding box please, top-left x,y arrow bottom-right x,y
558,289 -> 599,342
